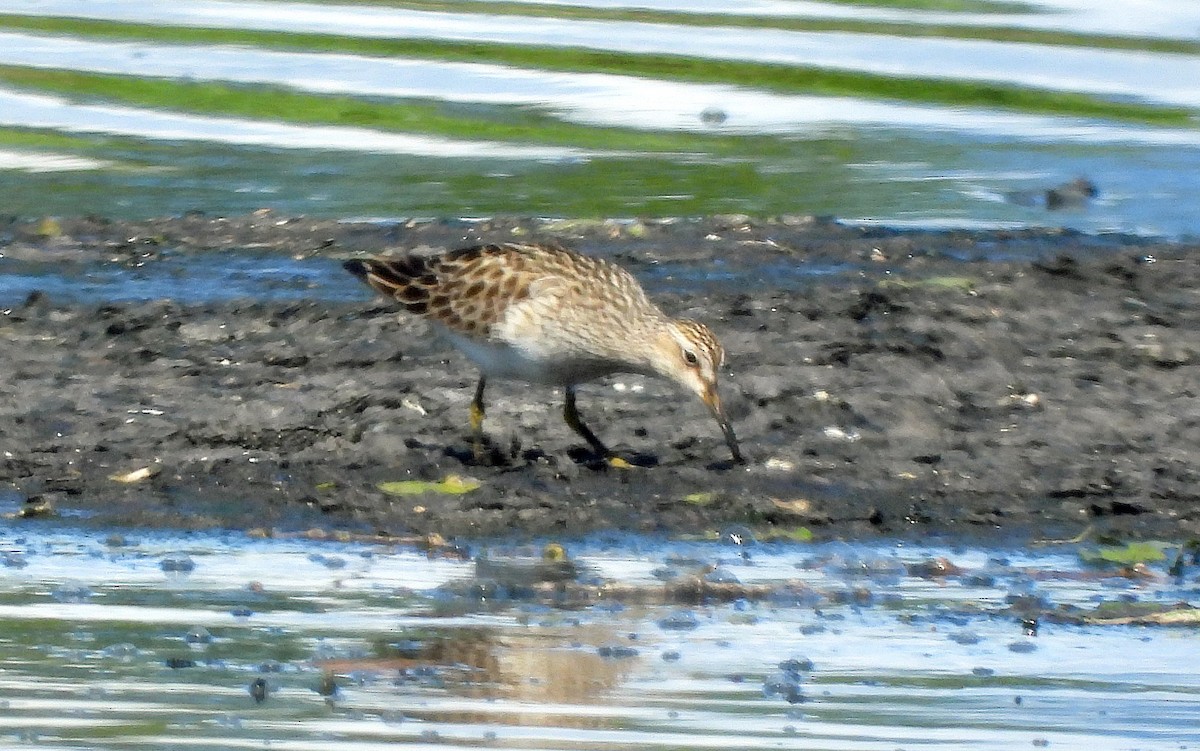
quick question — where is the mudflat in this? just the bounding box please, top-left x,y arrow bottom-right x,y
3,213 -> 1198,542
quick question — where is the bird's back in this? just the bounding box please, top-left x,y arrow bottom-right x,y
344,243 -> 660,342
344,243 -> 671,383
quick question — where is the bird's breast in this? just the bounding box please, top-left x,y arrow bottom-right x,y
440,329 -> 619,385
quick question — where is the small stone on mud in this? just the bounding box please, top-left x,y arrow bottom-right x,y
657,610 -> 700,631
597,644 -> 639,659
160,554 -> 196,573
249,677 -> 268,704
185,626 -> 213,645
110,466 -> 159,483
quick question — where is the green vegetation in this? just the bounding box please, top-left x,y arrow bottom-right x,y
0,125 -> 127,153
0,2 -> 1193,221
226,0 -> 1197,54
1079,541 -> 1169,566
3,3 -> 1196,54
809,0 -> 1035,9
0,23 -> 1191,129
0,126 -> 865,219
762,526 -> 815,542
378,475 -> 482,495
0,65 -> 800,157
881,275 -> 978,291
317,0 -> 1038,13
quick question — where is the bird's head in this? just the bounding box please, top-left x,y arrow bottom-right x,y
655,319 -> 744,463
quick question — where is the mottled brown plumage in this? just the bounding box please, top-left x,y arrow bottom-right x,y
344,242 -> 743,463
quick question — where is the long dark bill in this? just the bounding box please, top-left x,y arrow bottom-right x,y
719,416 -> 744,464
703,387 -> 745,464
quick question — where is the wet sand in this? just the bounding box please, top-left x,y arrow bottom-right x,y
2,213 -> 1198,541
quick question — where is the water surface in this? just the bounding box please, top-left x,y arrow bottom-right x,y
0,0 -> 1194,236
1,521 -> 1197,749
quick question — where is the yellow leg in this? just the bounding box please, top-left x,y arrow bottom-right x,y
470,377 -> 487,461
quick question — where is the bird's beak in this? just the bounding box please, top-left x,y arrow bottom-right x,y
702,384 -> 745,464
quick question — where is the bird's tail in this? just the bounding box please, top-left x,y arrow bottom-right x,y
343,256 -> 436,314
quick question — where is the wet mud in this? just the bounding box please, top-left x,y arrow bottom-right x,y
2,213 -> 1199,542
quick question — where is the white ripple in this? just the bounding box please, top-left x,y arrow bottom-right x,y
0,0 -> 1197,107
0,87 -> 599,160
0,33 -> 1198,148
0,148 -> 115,171
465,0 -> 1200,42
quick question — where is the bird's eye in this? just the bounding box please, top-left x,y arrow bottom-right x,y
683,350 -> 699,367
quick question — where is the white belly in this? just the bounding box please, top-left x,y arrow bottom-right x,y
443,330 -> 618,385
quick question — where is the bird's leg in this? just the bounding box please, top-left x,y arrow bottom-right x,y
469,376 -> 487,461
563,386 -> 630,468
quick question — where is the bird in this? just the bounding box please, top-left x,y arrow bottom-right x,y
343,242 -> 744,465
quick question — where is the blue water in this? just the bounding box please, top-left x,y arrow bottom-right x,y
0,1 -> 1196,237
0,251 -> 360,305
0,236 -> 875,305
0,519 -> 1197,750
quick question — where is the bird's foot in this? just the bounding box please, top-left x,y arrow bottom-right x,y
445,436 -> 508,466
472,441 -> 487,464
567,446 -> 657,469
606,455 -> 634,470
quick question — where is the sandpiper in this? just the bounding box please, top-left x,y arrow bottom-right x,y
344,242 -> 743,464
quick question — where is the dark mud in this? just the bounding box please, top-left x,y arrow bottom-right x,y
2,213 -> 1199,542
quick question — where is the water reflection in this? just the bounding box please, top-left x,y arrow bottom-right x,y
343,628 -> 634,709
0,246 -> 848,306
0,1 -> 1196,236
6,33 -> 1200,145
1,1 -> 1195,107
0,87 -> 598,161
471,0 -> 1200,41
0,524 -> 1196,749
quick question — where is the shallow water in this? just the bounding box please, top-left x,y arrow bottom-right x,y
0,0 -> 1195,236
5,10 -> 1198,105
466,0 -> 1200,41
1,520 -> 1197,750
1,6 -> 1197,744
0,250 -> 360,305
0,244 -> 858,306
